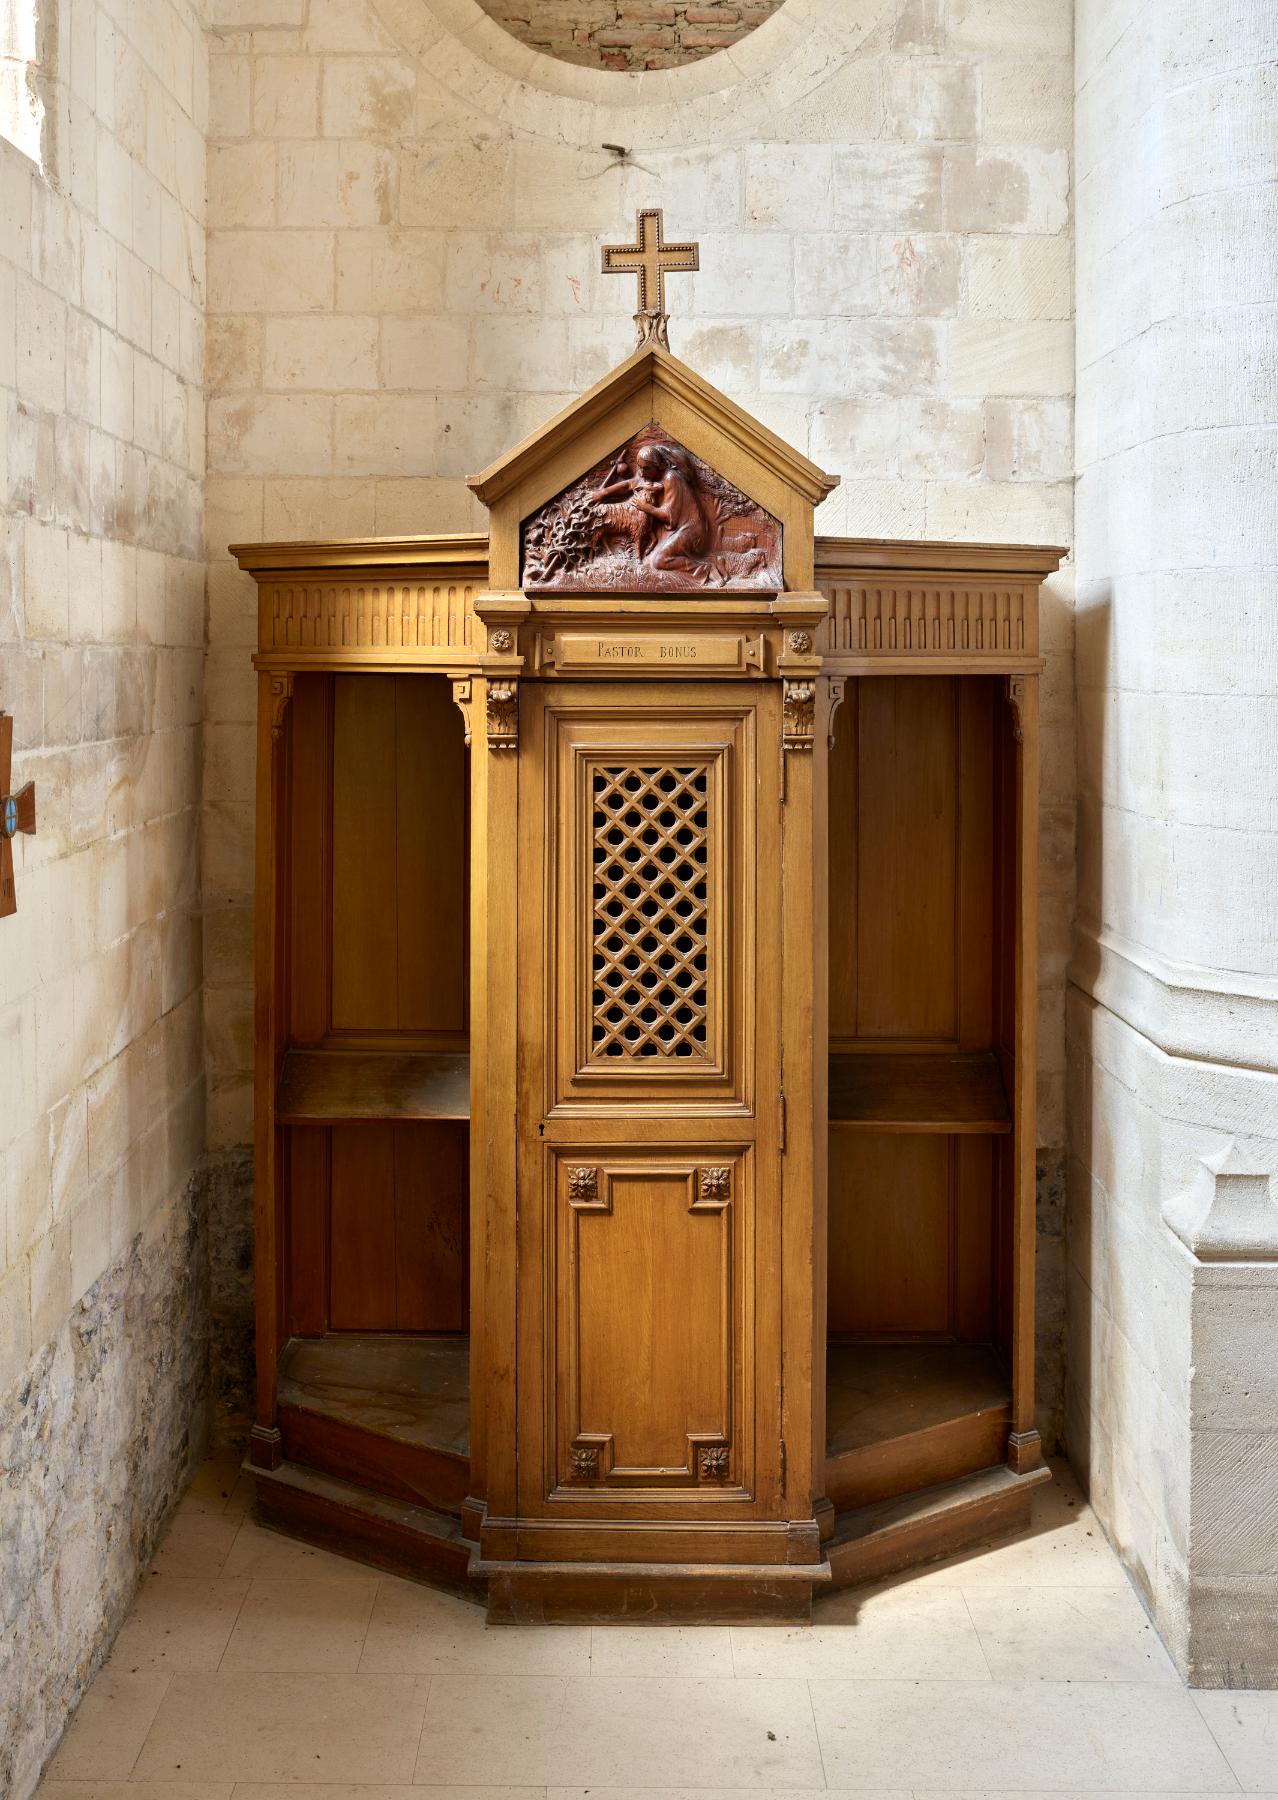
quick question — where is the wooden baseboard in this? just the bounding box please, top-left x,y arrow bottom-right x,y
480,1559 -> 830,1625
825,1402 -> 1010,1512
278,1401 -> 470,1517
250,1457 -> 477,1597
826,1461 -> 1051,1591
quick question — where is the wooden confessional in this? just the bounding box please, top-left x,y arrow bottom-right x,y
233,337 -> 1062,1623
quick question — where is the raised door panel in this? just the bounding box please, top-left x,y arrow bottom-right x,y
552,1149 -> 747,1494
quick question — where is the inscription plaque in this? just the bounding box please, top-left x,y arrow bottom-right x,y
554,633 -> 752,672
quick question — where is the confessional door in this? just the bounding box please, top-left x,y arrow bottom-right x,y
514,681 -> 786,1554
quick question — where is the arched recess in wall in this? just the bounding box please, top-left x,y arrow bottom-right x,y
371,0 -> 892,148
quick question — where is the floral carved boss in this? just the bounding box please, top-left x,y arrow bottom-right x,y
522,425 -> 782,593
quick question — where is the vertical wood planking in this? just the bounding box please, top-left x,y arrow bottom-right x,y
328,1124 -> 398,1328
394,679 -> 468,1036
285,1127 -> 330,1336
287,675 -> 332,1044
331,674 -> 468,1037
827,1131 -> 952,1336
957,679 -> 996,1049
332,677 -> 399,1028
394,1123 -> 469,1331
855,677 -> 959,1042
827,681 -> 858,1043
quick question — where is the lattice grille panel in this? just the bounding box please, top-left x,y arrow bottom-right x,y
591,765 -> 710,1059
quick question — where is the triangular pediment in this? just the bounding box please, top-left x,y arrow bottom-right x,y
468,342 -> 836,509
467,341 -> 837,593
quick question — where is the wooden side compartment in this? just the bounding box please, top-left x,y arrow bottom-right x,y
825,674 -> 1020,1519
273,671 -> 472,1519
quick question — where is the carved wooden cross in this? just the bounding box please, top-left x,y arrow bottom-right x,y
0,712 -> 36,918
602,208 -> 699,350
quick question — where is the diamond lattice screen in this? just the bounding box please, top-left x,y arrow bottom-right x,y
591,765 -> 710,1058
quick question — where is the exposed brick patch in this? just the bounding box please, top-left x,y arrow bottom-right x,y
476,0 -> 784,69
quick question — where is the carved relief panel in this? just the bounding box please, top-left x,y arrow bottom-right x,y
522,426 -> 782,593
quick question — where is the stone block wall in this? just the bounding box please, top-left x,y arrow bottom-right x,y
1071,0 -> 1278,1682
0,1 -> 208,1791
475,1 -> 785,72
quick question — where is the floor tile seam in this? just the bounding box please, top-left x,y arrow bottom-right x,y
801,1674 -> 1227,1689
949,1585 -> 1148,1594
119,1667 -> 175,1782
956,1585 -> 997,1681
210,1568 -> 275,1671
408,1668 -> 436,1780
1186,1691 -> 1251,1795
803,1671 -> 831,1790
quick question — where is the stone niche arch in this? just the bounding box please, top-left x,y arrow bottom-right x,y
370,0 -> 892,147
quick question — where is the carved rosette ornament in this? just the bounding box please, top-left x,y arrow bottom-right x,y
783,680 -> 817,752
699,1446 -> 730,1480
698,1165 -> 731,1203
486,679 -> 518,751
489,627 -> 513,653
570,1445 -> 600,1480
567,1165 -> 600,1203
787,629 -> 813,655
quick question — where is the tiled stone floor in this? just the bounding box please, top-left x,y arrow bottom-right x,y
36,1456 -> 1278,1798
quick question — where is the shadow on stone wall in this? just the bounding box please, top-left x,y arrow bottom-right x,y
1037,1151 -> 1067,1452
203,1145 -> 256,1448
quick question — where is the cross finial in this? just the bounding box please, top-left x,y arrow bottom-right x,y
602,208 -> 699,351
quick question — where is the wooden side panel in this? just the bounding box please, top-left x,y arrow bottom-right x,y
394,678 -> 468,1035
327,1122 -> 469,1332
828,1132 -> 950,1336
855,678 -> 956,1040
288,676 -> 332,1044
330,675 -> 467,1039
328,1123 -> 398,1327
829,676 -> 997,1048
285,1127 -> 330,1336
332,680 -> 398,1028
828,682 -> 858,1041
827,1131 -> 995,1343
394,1124 -> 470,1332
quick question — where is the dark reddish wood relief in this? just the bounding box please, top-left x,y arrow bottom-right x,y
521,426 -> 782,593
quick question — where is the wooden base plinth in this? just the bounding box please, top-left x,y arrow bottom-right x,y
824,1342 -> 1012,1512
826,1461 -> 1051,1591
250,1457 -> 476,1597
276,1333 -> 470,1517
480,1560 -> 830,1625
